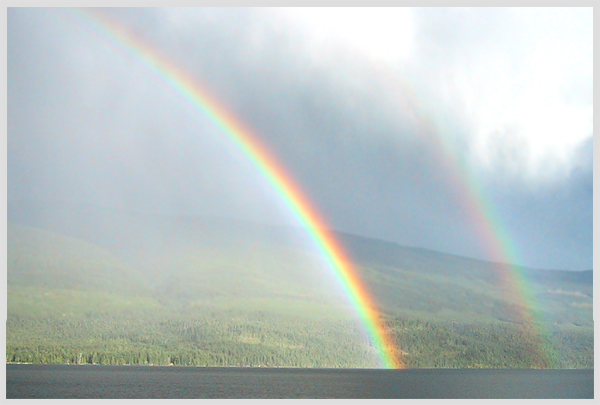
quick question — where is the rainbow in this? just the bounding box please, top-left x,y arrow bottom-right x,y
391,73 -> 556,367
69,8 -> 402,369
437,136 -> 555,367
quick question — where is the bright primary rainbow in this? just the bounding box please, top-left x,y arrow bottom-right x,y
71,8 -> 402,369
67,8 -> 556,369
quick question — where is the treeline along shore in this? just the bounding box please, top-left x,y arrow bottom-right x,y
6,315 -> 593,369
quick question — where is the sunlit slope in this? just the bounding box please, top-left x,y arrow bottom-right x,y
8,223 -> 146,290
7,202 -> 593,324
8,201 -> 351,318
7,223 -> 163,318
151,241 -> 351,318
6,221 -> 351,319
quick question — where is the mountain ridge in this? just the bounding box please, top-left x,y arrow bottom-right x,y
8,199 -> 591,272
7,201 -> 592,324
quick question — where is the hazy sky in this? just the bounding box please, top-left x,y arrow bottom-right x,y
7,7 -> 593,270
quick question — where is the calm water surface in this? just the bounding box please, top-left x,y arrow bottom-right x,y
6,364 -> 593,399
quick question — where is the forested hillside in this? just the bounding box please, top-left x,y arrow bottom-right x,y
6,202 -> 593,368
6,316 -> 593,368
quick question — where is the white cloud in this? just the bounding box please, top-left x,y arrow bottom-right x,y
273,7 -> 593,182
278,7 -> 415,65
449,8 -> 594,180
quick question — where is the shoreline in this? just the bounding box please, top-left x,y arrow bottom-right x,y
6,362 -> 593,371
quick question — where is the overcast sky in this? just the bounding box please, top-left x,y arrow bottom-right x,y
7,7 -> 593,270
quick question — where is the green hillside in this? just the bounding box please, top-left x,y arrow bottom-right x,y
7,223 -> 163,318
9,220 -> 592,324
8,223 -> 146,292
7,203 -> 593,323
152,242 -> 350,318
5,204 -> 593,368
7,220 -> 350,320
336,232 -> 592,323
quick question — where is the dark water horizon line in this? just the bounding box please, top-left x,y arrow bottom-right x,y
6,364 -> 593,399
5,361 -> 594,371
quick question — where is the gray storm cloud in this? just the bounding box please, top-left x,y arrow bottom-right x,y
7,7 -> 593,270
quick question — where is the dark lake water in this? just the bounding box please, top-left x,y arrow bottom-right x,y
6,364 -> 593,399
